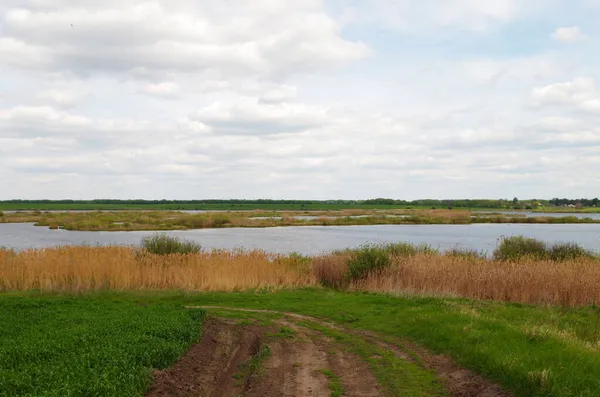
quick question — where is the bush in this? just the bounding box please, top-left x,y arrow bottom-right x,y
0,211 -> 4,217
548,243 -> 592,261
141,233 -> 201,255
493,236 -> 592,262
493,236 -> 548,261
446,248 -> 484,260
347,244 -> 391,280
386,242 -> 437,257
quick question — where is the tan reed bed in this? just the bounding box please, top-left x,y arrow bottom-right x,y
0,246 -> 315,292
348,254 -> 600,307
2,246 -> 599,306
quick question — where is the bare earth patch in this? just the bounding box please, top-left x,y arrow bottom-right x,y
147,307 -> 513,397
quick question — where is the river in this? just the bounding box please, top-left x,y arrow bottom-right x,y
1,223 -> 598,255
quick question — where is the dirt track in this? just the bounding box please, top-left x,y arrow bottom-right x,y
146,307 -> 513,397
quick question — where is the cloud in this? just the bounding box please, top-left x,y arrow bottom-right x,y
531,77 -> 600,114
187,98 -> 331,136
552,26 -> 588,43
34,89 -> 86,108
1,0 -> 599,199
140,82 -> 180,98
0,1 -> 369,78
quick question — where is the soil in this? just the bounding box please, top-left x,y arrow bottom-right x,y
147,307 -> 514,397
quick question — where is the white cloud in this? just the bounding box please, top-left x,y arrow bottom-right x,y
34,89 -> 85,108
531,77 -> 600,114
0,1 -> 369,78
1,0 -> 600,199
140,82 -> 180,98
552,26 -> 588,43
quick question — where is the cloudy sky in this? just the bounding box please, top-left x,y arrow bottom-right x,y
1,1 -> 599,200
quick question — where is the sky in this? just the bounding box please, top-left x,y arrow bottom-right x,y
0,0 -> 599,200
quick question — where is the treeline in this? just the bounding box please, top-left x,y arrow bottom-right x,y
1,198 -> 598,208
549,198 -> 599,207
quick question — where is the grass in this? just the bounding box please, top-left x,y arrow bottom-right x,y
305,321 -> 445,397
5,290 -> 599,396
233,345 -> 272,385
2,290 -> 600,395
0,295 -> 205,396
321,369 -> 344,397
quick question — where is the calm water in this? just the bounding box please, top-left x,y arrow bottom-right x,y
1,223 -> 598,255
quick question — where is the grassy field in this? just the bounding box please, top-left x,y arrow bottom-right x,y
0,296 -> 204,396
0,202 -> 416,211
2,290 -> 600,396
1,200 -> 598,213
1,208 -> 599,231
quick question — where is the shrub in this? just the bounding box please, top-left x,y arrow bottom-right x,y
0,211 -> 4,217
548,243 -> 592,261
141,233 -> 201,255
347,244 -> 391,280
385,242 -> 436,257
446,248 -> 484,260
493,236 -> 548,261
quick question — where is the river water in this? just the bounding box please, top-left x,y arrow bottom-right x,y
1,223 -> 598,255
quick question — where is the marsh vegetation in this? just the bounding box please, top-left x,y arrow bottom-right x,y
1,208 -> 599,232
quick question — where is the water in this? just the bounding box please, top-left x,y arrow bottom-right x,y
1,223 -> 598,256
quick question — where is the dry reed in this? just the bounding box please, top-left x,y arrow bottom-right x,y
0,247 -> 315,292
351,254 -> 600,307
2,247 -> 599,306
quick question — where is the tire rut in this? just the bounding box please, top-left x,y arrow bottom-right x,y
189,306 -> 514,397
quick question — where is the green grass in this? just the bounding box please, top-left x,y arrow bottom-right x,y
306,321 -> 445,397
233,345 -> 272,385
267,326 -> 297,339
321,369 -> 344,397
0,296 -> 205,397
3,290 -> 600,396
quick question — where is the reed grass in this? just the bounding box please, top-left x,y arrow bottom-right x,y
1,241 -> 599,306
0,247 -> 315,292
351,254 -> 600,306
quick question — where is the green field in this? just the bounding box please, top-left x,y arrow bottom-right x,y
0,297 -> 204,397
1,199 -> 598,213
0,202 -> 412,211
2,290 -> 600,396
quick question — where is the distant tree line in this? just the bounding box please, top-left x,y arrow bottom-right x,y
549,198 -> 599,207
0,198 -> 598,208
